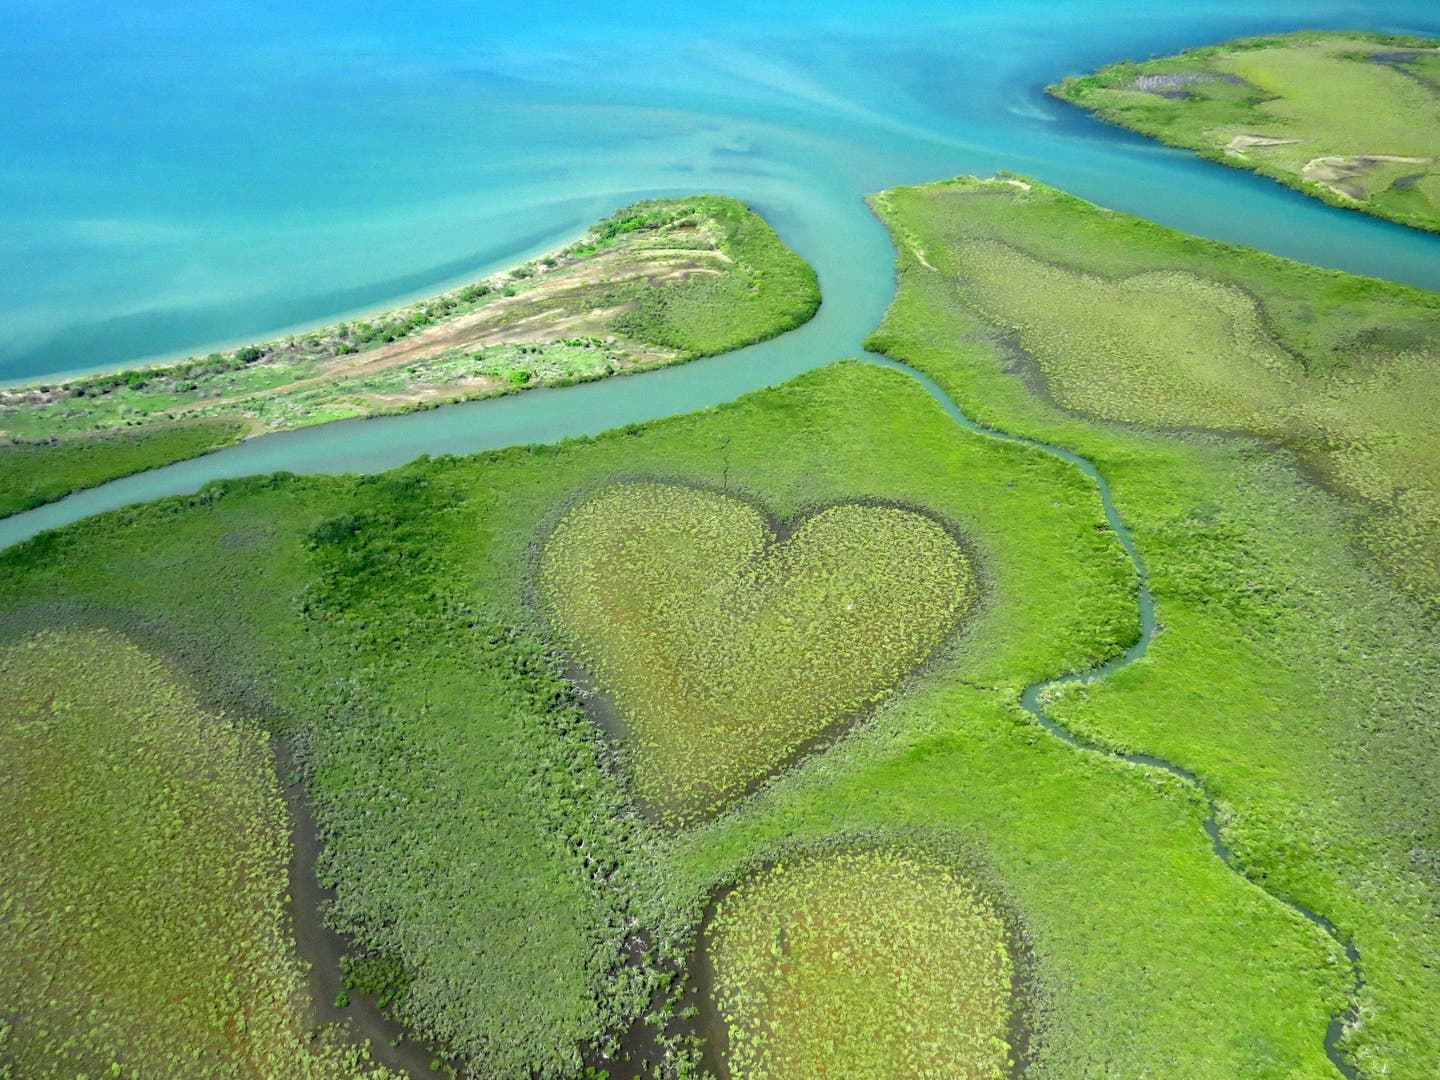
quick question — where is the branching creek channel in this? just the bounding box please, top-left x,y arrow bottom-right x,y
0,345 -> 1366,1080
586,351 -> 1366,1080
867,352 -> 1364,1080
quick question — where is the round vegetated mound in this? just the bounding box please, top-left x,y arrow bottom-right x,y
0,626 -> 398,1078
700,847 -> 1018,1080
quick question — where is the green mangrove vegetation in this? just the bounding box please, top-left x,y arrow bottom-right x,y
874,174 -> 1440,607
868,174 -> 1440,1076
0,358 -> 1352,1077
1048,30 -> 1440,232
9,160 -> 1440,1080
705,850 -> 1014,1079
539,484 -> 974,825
0,418 -> 248,518
0,195 -> 818,515
0,628 -> 398,1079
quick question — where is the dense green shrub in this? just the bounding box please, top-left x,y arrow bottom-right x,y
0,419 -> 247,519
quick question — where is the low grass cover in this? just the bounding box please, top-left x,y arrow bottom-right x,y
0,627 -> 397,1079
0,195 -> 818,512
601,197 -> 819,358
0,360 -> 1355,1077
0,417 -> 247,518
1049,31 -> 1440,232
209,339 -> 638,432
874,175 -> 1440,608
539,483 -> 974,824
705,850 -> 1014,1080
869,175 -> 1440,1075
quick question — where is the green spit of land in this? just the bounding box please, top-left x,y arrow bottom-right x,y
0,195 -> 818,518
1048,30 -> 1440,232
868,173 -> 1440,1076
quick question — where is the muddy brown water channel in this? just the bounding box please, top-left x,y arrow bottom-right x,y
279,743 -> 457,1080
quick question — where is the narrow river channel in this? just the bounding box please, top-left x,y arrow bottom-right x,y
0,186 -> 1398,1080
869,354 -> 1363,1078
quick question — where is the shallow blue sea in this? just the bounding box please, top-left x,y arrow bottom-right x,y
4,0 -> 1439,384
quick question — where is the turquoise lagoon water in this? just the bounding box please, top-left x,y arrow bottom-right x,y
2,0 -> 1439,547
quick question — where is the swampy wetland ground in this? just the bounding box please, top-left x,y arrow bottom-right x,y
0,628 -> 401,1079
868,176 -> 1440,1075
703,850 -> 1015,1080
539,484 -> 975,826
3,328 -> 1412,1075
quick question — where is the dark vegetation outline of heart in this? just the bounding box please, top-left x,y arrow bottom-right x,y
538,482 -> 977,825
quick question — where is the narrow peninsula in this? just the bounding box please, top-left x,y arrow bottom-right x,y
0,196 -> 819,517
6,174 -> 1439,1077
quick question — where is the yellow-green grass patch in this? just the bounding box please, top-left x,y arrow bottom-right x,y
872,176 -> 1440,607
938,238 -> 1299,429
539,483 -> 975,825
704,850 -> 1015,1080
0,627 -> 395,1079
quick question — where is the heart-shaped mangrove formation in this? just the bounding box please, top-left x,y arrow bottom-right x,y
538,482 -> 975,825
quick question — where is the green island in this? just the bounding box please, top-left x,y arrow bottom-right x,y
0,627 -> 400,1079
1048,30 -> 1440,233
0,195 -> 819,517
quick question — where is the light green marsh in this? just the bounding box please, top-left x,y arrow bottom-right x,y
539,483 -> 975,825
706,850 -> 1015,1080
873,175 -> 1440,607
0,628 -> 396,1079
1049,31 -> 1440,232
869,175 -> 1440,1075
0,360 -> 1347,1076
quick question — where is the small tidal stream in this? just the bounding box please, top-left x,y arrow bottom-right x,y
868,353 -> 1363,1078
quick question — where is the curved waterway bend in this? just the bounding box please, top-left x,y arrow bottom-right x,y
866,353 -> 1362,1078
5,351 -> 1359,1077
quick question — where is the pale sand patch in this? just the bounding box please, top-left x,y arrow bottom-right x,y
346,347 -> 678,414
1303,153 -> 1433,172
160,247 -> 720,421
1301,154 -> 1434,201
909,244 -> 938,272
1226,134 -> 1302,155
